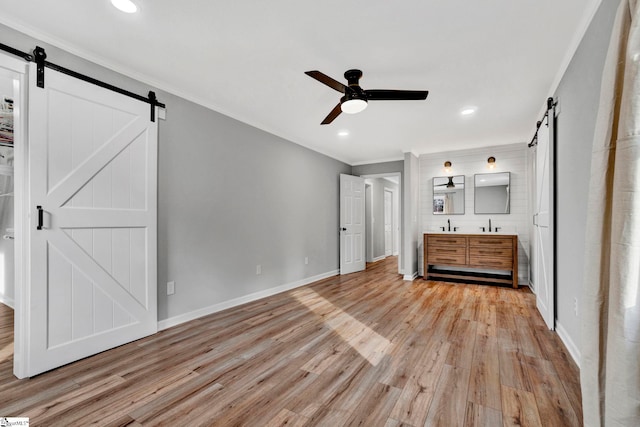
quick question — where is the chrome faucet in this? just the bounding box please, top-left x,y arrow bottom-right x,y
488,218 -> 492,232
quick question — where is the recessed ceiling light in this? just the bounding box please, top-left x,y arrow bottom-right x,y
111,0 -> 137,13
338,130 -> 350,137
460,107 -> 477,116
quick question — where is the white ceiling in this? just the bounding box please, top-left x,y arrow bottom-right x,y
0,0 -> 599,165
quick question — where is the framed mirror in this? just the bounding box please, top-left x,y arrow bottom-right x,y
432,175 -> 465,215
474,172 -> 510,214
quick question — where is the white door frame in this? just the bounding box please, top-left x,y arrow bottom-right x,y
364,183 -> 374,263
383,187 -> 393,257
386,186 -> 400,256
359,173 -> 402,274
0,52 -> 29,378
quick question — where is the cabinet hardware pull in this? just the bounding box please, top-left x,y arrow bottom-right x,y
37,205 -> 44,230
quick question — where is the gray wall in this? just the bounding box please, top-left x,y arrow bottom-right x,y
553,0 -> 619,354
0,24 -> 351,322
158,96 -> 350,319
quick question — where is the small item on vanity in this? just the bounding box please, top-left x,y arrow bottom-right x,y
447,219 -> 451,231
453,227 -> 459,231
488,218 -> 492,232
440,226 -> 446,231
495,227 -> 501,232
479,226 -> 486,232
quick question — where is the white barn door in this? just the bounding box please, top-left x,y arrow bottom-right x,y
24,65 -> 158,376
533,113 -> 555,330
340,174 -> 365,274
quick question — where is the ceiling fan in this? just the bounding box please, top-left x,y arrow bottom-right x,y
305,69 -> 429,124
435,176 -> 463,188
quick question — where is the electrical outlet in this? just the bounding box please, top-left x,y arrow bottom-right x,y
573,297 -> 578,316
256,265 -> 261,275
167,281 -> 175,295
304,257 -> 309,265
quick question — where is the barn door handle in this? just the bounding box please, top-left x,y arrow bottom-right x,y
37,205 -> 44,230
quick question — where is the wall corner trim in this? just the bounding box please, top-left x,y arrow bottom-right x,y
555,320 -> 581,369
403,272 -> 418,281
157,269 -> 339,331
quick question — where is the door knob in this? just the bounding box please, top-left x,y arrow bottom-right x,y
341,227 -> 347,231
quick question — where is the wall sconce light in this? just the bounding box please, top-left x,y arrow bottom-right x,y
444,161 -> 452,173
487,156 -> 496,169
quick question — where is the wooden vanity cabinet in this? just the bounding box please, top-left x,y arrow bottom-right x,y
424,233 -> 518,288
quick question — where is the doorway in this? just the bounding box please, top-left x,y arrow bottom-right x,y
0,52 -> 26,378
0,70 -> 15,308
361,173 -> 402,274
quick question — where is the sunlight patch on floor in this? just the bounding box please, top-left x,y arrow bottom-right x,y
292,288 -> 391,366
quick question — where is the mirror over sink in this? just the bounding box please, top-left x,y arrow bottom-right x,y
432,175 -> 465,215
474,172 -> 510,214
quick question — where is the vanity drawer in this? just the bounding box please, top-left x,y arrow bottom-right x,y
427,236 -> 466,246
428,245 -> 466,258
469,246 -> 512,258
428,252 -> 467,266
469,255 -> 513,270
468,236 -> 513,248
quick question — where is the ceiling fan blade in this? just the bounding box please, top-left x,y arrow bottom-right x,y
365,89 -> 429,101
305,71 -> 348,93
321,103 -> 342,125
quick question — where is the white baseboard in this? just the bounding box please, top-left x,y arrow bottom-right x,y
372,255 -> 386,263
403,272 -> 418,281
555,321 -> 581,369
158,269 -> 339,331
0,293 -> 14,309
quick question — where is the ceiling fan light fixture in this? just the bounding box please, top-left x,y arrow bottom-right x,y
341,98 -> 368,114
111,0 -> 138,13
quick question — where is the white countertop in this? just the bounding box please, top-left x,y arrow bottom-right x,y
426,231 -> 517,236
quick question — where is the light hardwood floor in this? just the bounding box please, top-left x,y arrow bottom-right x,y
0,257 -> 581,426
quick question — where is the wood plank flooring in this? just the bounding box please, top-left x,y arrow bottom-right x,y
0,256 -> 582,426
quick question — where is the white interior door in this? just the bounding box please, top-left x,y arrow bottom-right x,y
384,189 -> 392,256
534,113 -> 555,330
23,64 -> 158,377
340,174 -> 365,274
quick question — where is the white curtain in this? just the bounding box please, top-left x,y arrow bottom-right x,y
444,193 -> 453,214
581,0 -> 640,425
